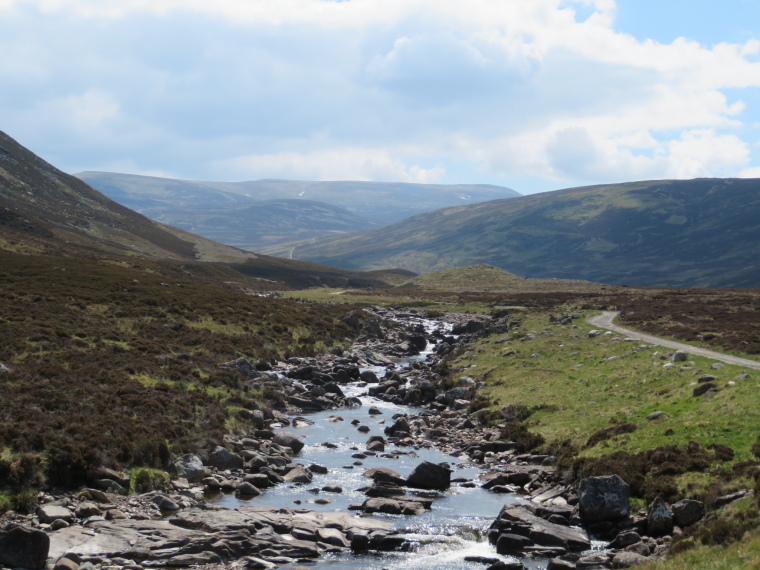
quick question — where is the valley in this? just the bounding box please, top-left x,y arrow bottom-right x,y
1,130 -> 760,570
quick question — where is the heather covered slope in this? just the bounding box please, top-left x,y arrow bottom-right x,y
293,178 -> 760,288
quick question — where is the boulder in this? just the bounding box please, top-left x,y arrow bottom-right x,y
171,454 -> 206,483
646,497 -> 673,536
361,497 -> 431,516
283,465 -> 313,484
273,432 -> 305,454
612,551 -> 649,568
0,524 -> 49,570
490,505 -> 590,552
693,382 -> 718,397
207,446 -> 244,470
671,499 -> 705,527
221,357 -> 260,378
578,475 -> 630,523
75,502 -> 102,518
36,505 -> 74,524
406,461 -> 452,491
672,350 -> 688,362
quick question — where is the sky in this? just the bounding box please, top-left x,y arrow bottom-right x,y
1,0 -> 759,195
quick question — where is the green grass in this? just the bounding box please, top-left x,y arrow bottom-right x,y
454,310 -> 758,460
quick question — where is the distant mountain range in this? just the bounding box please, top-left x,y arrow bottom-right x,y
76,171 -> 520,250
292,178 -> 760,288
0,131 -> 412,290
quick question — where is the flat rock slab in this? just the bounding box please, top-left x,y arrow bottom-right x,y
491,506 -> 590,552
49,520 -> 198,559
49,506 -> 396,563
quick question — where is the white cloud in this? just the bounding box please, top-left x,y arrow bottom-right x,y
215,147 -> 446,183
0,0 -> 758,191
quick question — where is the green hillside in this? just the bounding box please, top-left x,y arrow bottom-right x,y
293,178 -> 760,288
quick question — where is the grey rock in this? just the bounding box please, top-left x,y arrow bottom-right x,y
171,454 -> 205,483
693,382 -> 718,397
577,553 -> 610,568
273,432 -> 305,454
672,350 -> 689,362
0,524 -> 49,570
283,465 -> 313,484
612,551 -> 649,568
490,505 -> 590,552
547,559 -> 576,570
671,499 -> 705,527
578,475 -> 630,523
207,446 -> 244,470
36,505 -> 74,524
647,497 -> 673,536
406,460 -> 452,491
646,411 -> 668,421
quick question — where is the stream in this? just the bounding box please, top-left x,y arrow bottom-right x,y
208,315 -> 548,569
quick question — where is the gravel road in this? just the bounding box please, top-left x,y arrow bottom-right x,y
587,311 -> 760,371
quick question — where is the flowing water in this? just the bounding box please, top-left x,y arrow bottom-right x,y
209,315 -> 550,569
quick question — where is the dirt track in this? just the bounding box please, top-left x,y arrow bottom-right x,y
587,311 -> 760,371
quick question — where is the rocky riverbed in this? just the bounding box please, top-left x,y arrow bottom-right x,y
1,308 -> 703,570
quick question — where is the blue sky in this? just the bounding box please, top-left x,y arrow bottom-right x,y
1,0 -> 759,195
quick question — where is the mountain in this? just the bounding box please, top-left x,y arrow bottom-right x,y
76,171 -> 520,232
0,130 -> 412,290
291,178 -> 760,288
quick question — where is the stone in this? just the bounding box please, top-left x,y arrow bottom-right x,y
490,505 -> 590,552
171,454 -> 206,483
578,475 -> 630,523
486,562 -> 526,570
283,465 -> 313,484
221,357 -> 259,378
0,524 -> 50,570
693,382 -> 718,397
207,446 -> 244,469
671,499 -> 705,527
75,502 -> 102,518
546,559 -> 576,570
236,482 -> 262,497
151,494 -> 181,511
608,530 -> 641,549
647,497 -> 673,536
406,460 -> 452,491
53,556 -> 79,570
495,532 -> 534,554
612,551 -> 649,568
577,553 -> 610,568
672,350 -> 688,362
646,411 -> 668,421
273,432 -> 305,454
361,497 -> 431,516
37,505 -> 74,524
316,527 -> 350,548
368,406 -> 383,415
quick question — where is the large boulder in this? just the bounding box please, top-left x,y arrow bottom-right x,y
578,475 -> 630,523
206,446 -> 244,470
0,524 -> 50,570
671,499 -> 705,527
171,454 -> 206,483
646,497 -> 674,536
406,461 -> 452,491
273,432 -> 305,454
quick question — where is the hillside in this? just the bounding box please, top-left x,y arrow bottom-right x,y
292,178 -> 760,288
0,130 -> 411,290
76,171 -> 520,230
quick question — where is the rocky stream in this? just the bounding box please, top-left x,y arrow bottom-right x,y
1,308 -> 698,570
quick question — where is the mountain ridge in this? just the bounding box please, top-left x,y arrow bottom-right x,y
291,178 -> 760,288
